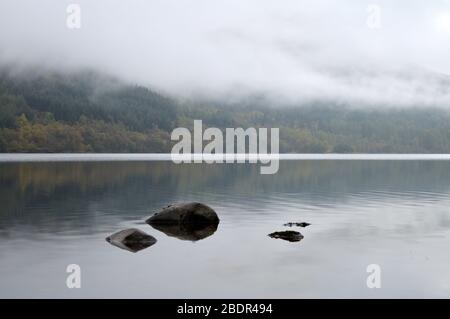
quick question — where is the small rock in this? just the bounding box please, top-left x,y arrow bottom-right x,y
106,228 -> 157,253
268,231 -> 304,242
284,222 -> 311,228
146,202 -> 219,226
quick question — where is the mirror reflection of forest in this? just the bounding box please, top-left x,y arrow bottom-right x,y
2,160 -> 450,234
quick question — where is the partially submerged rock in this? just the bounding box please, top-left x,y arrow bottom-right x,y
268,231 -> 304,242
284,222 -> 311,228
106,228 -> 157,253
146,202 -> 219,226
150,223 -> 218,241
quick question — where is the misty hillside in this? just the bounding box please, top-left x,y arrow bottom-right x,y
2,67 -> 450,153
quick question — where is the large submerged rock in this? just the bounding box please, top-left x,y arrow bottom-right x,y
146,202 -> 219,241
146,202 -> 219,226
268,231 -> 304,242
106,228 -> 157,253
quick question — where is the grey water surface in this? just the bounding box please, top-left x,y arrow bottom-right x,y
1,157 -> 450,298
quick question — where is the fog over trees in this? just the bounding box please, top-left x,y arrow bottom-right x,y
2,68 -> 450,153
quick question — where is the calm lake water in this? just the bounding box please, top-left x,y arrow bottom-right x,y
1,157 -> 450,298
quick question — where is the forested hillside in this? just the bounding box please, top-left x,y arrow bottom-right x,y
2,67 -> 450,153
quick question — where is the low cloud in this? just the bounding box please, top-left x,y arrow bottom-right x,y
1,0 -> 450,106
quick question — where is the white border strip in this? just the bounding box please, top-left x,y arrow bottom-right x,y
2,153 -> 450,162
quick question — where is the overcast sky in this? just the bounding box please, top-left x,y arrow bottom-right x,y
1,0 -> 450,106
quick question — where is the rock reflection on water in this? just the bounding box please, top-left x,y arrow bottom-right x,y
149,222 -> 219,241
